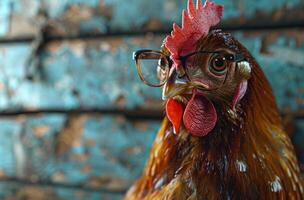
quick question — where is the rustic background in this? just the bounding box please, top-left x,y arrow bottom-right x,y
0,0 -> 303,199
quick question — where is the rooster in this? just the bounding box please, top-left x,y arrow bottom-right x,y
125,0 -> 303,199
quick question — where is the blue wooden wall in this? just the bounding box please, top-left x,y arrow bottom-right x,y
0,0 -> 303,199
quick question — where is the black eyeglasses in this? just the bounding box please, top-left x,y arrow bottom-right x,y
133,49 -> 245,88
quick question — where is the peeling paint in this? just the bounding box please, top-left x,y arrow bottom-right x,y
0,114 -> 159,189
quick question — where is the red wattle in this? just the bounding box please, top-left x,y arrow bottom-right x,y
183,90 -> 217,137
166,98 -> 184,134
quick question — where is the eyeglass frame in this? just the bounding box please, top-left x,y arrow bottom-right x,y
133,49 -> 245,87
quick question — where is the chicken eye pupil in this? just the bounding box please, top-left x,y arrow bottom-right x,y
214,58 -> 225,68
209,55 -> 227,76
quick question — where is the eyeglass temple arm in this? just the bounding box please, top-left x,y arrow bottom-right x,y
234,53 -> 245,62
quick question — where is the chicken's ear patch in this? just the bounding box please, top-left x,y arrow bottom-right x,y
237,61 -> 251,80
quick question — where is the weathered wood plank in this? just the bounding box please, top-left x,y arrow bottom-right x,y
0,115 -> 302,190
0,0 -> 303,39
0,114 -> 159,190
0,30 -> 303,112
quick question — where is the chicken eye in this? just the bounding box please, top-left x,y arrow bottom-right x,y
209,54 -> 227,76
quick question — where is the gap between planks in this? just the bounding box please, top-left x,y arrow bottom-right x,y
0,21 -> 303,44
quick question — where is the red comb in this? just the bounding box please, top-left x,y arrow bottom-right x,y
165,0 -> 223,67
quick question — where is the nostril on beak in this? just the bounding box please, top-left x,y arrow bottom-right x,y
162,68 -> 189,100
167,67 -> 188,85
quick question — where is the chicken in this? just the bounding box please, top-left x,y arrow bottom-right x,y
125,0 -> 303,199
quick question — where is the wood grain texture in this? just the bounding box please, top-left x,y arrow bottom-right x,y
0,0 -> 303,39
0,30 -> 303,112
